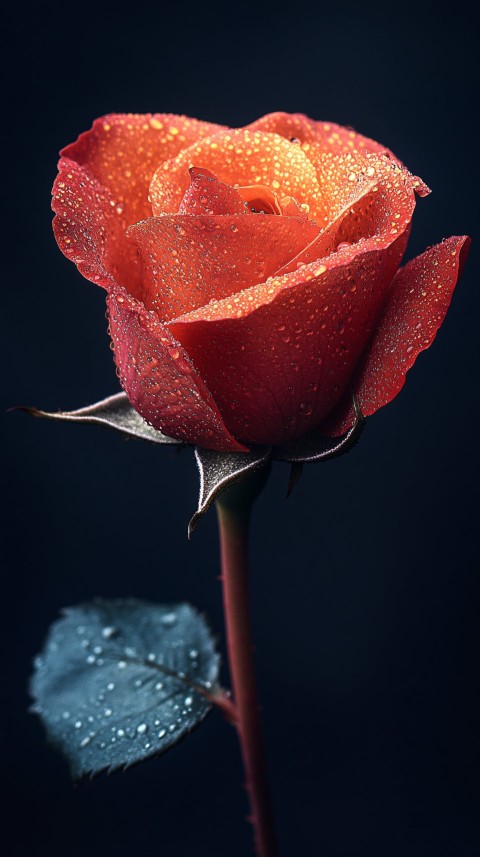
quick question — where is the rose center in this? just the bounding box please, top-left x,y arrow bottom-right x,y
235,183 -> 282,215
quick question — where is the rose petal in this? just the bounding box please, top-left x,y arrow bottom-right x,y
248,112 -> 395,156
275,152 -> 421,275
148,129 -> 322,219
107,287 -> 247,452
169,233 -> 409,447
52,157 -> 142,297
179,168 -> 248,215
61,113 -> 225,224
306,145 -> 428,228
322,236 -> 471,435
128,214 -> 320,320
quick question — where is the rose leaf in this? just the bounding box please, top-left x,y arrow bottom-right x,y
189,445 -> 272,537
16,392 -> 179,445
30,599 -> 220,779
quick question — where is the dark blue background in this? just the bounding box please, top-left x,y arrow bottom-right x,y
4,2 -> 479,855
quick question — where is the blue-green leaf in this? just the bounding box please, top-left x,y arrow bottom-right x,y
30,599 -> 220,778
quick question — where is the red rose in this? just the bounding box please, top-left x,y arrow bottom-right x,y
52,112 -> 469,452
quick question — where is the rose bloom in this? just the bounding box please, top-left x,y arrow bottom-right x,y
53,112 -> 469,452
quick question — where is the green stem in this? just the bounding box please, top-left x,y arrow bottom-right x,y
216,467 -> 278,857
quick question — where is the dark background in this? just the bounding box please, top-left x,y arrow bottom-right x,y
3,2 -> 479,855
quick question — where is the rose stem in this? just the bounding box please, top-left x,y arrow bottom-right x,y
216,465 -> 278,857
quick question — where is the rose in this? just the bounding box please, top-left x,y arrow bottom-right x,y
52,112 -> 469,452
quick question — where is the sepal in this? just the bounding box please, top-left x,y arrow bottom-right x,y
20,390 -> 365,526
274,395 -> 365,463
188,446 -> 272,537
17,392 -> 179,445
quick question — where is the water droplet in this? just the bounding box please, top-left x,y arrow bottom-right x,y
137,723 -> 148,734
74,720 -> 83,729
93,646 -> 102,655
155,682 -> 164,691
158,729 -> 166,738
117,661 -> 127,670
80,736 -> 91,748
161,612 -> 177,626
107,682 -> 115,691
184,696 -> 193,706
116,728 -> 125,738
102,626 -> 117,639
86,655 -> 96,664
189,649 -> 198,659
104,708 -> 113,717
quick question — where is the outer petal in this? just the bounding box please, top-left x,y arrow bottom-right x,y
107,287 -> 247,452
148,129 -> 322,218
247,112 -> 396,157
52,157 -> 142,295
169,232 -> 409,447
323,236 -> 471,435
61,113 -> 226,224
128,214 -> 320,320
